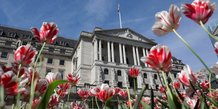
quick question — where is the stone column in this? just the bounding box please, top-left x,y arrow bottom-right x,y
111,42 -> 115,63
99,40 -> 102,61
132,46 -> 137,65
94,39 -> 98,61
119,44 -> 123,64
136,47 -> 140,66
142,48 -> 146,67
107,41 -> 111,62
123,44 -> 127,64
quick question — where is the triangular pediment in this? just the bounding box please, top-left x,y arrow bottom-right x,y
94,28 -> 156,44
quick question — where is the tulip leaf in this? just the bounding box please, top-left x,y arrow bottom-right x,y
37,80 -> 68,109
133,85 -> 147,109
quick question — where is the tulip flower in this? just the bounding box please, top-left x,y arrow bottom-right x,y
118,89 -> 128,98
128,67 -> 140,78
31,22 -> 59,44
173,80 -> 181,89
14,44 -> 37,66
214,42 -> 218,55
178,65 -> 197,87
97,84 -> 115,102
89,87 -> 100,96
77,88 -> 89,100
141,45 -> 172,72
0,70 -> 18,95
152,4 -> 181,36
67,73 -> 80,86
181,0 -> 216,24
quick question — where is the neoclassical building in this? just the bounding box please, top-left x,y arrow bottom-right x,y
0,25 -> 184,96
72,27 -> 184,95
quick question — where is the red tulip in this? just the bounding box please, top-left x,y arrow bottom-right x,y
181,0 -> 216,24
57,83 -> 70,98
158,86 -> 166,94
31,22 -> 59,44
14,44 -> 36,66
67,73 -> 80,86
118,89 -> 128,98
128,67 -> 140,78
152,4 -> 181,36
97,84 -> 115,102
186,98 -> 197,109
70,102 -> 83,109
0,71 -> 18,95
77,88 -> 89,100
141,45 -> 172,72
89,87 -> 100,96
200,80 -> 209,89
173,80 -> 181,89
214,42 -> 218,55
48,95 -> 60,108
178,65 -> 197,87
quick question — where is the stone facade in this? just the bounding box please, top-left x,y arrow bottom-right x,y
0,25 -> 184,96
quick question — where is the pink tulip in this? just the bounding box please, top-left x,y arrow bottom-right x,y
141,45 -> 172,72
31,22 -> 59,44
152,4 -> 181,36
178,65 -> 197,87
181,0 -> 216,24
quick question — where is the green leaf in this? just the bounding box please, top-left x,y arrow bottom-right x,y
133,85 -> 147,109
37,80 -> 68,109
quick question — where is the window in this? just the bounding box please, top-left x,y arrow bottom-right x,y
104,80 -> 109,85
48,47 -> 54,52
60,49 -> 66,53
104,68 -> 108,75
145,84 -> 149,89
47,58 -> 53,64
1,52 -> 8,58
59,60 -> 65,65
117,82 -> 122,88
117,70 -> 122,76
143,73 -> 147,78
156,85 -> 159,89
59,69 -> 65,79
154,74 -> 157,79
5,41 -> 12,46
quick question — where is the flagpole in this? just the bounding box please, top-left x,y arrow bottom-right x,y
118,2 -> 123,28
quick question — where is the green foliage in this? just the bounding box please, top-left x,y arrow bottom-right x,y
37,80 -> 68,109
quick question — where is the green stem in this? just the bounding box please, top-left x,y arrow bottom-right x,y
95,97 -> 100,109
126,86 -> 133,109
29,42 -> 46,108
199,21 -> 218,42
133,78 -> 136,96
173,29 -> 212,94
15,64 -> 21,109
161,71 -> 173,101
34,42 -> 46,66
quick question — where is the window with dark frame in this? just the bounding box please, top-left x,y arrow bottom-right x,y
59,60 -> 65,65
117,70 -> 122,76
154,74 -> 157,79
1,52 -> 8,58
47,58 -> 53,64
117,82 -> 122,88
104,80 -> 109,85
104,68 -> 109,75
143,73 -> 147,78
48,47 -> 54,52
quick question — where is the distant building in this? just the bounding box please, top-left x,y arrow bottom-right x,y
0,25 -> 184,96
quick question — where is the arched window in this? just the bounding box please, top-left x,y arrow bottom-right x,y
117,70 -> 122,76
104,68 -> 108,74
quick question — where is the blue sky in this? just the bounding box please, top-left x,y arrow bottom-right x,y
0,0 -> 218,71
